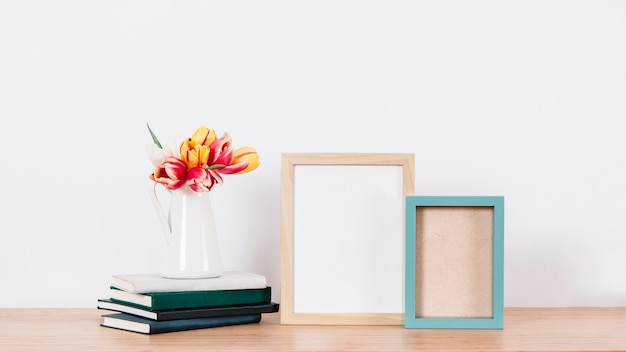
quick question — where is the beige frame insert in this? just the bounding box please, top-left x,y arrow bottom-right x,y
280,153 -> 415,325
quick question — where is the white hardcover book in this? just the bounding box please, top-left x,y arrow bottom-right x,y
112,271 -> 267,293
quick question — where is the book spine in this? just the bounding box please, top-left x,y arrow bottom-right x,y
150,314 -> 262,334
150,287 -> 271,310
113,272 -> 268,293
158,302 -> 279,321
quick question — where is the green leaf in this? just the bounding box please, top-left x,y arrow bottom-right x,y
147,122 -> 163,149
206,164 -> 225,170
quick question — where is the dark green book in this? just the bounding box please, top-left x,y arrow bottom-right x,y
98,299 -> 279,321
101,312 -> 261,334
109,286 -> 272,310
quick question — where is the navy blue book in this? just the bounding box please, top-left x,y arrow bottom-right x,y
100,312 -> 261,334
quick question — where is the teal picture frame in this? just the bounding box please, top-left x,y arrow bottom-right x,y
405,196 -> 504,329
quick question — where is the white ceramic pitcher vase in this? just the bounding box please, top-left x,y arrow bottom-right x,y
150,184 -> 223,279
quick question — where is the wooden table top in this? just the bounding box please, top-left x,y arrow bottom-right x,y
0,307 -> 625,351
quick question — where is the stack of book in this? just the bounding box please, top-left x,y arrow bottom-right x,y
98,271 -> 279,334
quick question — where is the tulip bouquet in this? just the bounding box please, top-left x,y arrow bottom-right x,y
146,124 -> 260,192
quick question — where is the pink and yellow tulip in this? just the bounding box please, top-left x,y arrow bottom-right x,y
147,124 -> 260,192
180,126 -> 216,168
149,156 -> 188,190
186,167 -> 223,192
219,146 -> 260,174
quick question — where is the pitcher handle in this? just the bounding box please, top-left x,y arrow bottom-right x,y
150,183 -> 172,243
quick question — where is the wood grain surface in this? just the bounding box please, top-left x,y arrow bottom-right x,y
1,308 -> 625,351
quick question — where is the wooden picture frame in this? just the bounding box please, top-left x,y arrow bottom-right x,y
404,196 -> 504,329
280,153 -> 415,325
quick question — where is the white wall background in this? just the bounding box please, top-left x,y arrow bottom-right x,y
1,0 -> 625,308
